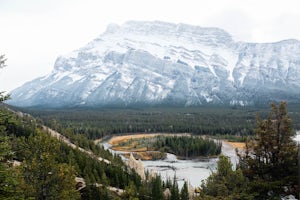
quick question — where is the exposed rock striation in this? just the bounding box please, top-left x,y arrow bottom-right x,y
9,21 -> 300,107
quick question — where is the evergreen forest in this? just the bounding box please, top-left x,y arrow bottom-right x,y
1,54 -> 299,199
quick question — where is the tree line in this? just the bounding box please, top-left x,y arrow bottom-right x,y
152,136 -> 221,158
23,106 -> 259,139
22,104 -> 300,141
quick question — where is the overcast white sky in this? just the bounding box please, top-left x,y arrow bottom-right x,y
1,0 -> 300,92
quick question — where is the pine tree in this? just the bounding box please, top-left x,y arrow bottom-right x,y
180,181 -> 189,200
238,102 -> 297,198
0,55 -> 9,102
22,131 -> 80,199
0,54 -> 6,69
151,176 -> 164,200
0,106 -> 25,199
122,181 -> 139,200
0,136 -> 24,199
200,155 -> 252,199
170,176 -> 180,200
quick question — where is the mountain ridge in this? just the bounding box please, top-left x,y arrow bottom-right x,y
8,21 -> 300,108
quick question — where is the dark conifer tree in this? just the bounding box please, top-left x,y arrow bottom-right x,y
0,55 -> 10,102
238,102 -> 298,198
180,181 -> 189,200
151,176 -> 164,200
170,176 -> 180,200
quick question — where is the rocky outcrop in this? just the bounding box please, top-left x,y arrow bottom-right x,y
188,182 -> 195,199
163,188 -> 171,199
126,153 -> 146,180
75,177 -> 86,191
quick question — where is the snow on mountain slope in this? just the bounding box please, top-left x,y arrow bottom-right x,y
9,21 -> 300,108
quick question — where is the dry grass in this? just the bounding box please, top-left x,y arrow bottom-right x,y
109,134 -> 161,160
225,141 -> 246,149
123,152 -> 162,160
123,151 -> 164,160
108,134 -> 161,146
111,146 -> 148,152
108,133 -> 190,160
108,133 -> 191,146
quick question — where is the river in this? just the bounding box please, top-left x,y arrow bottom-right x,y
102,141 -> 239,189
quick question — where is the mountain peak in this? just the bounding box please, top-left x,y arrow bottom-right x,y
104,23 -> 121,34
101,21 -> 233,46
8,21 -> 300,108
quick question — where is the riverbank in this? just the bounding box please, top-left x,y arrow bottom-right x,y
108,133 -> 242,160
108,133 -> 191,160
101,134 -> 243,189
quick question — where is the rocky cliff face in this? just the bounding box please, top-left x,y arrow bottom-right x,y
9,21 -> 300,107
126,153 -> 146,180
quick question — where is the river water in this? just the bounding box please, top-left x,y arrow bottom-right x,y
143,141 -> 239,189
102,141 -> 238,189
101,130 -> 300,190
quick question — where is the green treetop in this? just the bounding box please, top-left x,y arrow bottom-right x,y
238,102 -> 298,198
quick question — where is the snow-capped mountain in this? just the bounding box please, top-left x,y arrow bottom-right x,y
9,21 -> 300,107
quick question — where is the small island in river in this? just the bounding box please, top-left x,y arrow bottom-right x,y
108,133 -> 222,160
